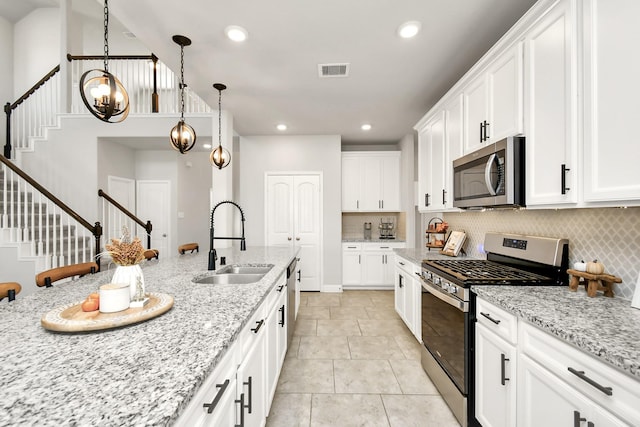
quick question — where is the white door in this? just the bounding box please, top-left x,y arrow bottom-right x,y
266,174 -> 322,292
106,176 -> 135,242
136,180 -> 170,257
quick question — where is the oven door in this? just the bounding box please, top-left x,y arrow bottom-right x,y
421,278 -> 470,395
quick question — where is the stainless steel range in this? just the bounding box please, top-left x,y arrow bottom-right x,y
418,232 -> 569,427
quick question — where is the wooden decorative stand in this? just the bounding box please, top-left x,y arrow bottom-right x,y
567,269 -> 622,298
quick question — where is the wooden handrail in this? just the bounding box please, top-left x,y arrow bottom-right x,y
7,64 -> 61,111
0,154 -> 102,237
98,189 -> 152,248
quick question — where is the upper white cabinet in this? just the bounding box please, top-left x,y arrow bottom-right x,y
342,152 -> 401,212
417,112 -> 446,212
524,0 -> 578,206
582,0 -> 640,204
463,43 -> 524,154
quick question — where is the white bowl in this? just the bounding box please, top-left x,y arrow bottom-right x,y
99,283 -> 130,313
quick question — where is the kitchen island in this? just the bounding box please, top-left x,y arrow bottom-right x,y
0,246 -> 297,426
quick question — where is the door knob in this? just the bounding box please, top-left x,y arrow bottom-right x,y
296,237 -> 300,241
287,237 -> 292,241
162,233 -> 167,237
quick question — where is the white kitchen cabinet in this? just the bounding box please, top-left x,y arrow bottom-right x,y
475,298 -> 518,427
341,152 -> 401,212
394,255 -> 421,341
582,0 -> 640,204
175,341 -> 239,427
265,275 -> 287,415
417,112 -> 446,212
444,94 -> 464,208
524,0 -> 578,206
342,242 -> 405,289
476,324 -> 517,427
463,43 -> 523,154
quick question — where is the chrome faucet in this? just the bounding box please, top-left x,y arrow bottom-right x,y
208,200 -> 246,270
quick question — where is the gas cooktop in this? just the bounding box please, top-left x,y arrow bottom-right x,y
422,259 -> 555,285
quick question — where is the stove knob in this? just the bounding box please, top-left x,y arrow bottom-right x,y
448,286 -> 457,295
434,277 -> 441,285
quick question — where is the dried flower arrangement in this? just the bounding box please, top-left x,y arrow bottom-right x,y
105,226 -> 145,266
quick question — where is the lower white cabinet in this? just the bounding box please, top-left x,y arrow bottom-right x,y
176,271 -> 289,427
394,255 -> 421,341
475,295 -> 640,427
342,242 -> 405,289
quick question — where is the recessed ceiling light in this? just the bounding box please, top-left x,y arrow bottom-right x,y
277,124 -> 287,131
397,21 -> 421,38
203,143 -> 212,149
361,124 -> 372,131
225,25 -> 248,42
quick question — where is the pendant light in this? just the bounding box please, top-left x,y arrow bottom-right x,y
210,83 -> 231,169
170,35 -> 197,154
79,0 -> 129,123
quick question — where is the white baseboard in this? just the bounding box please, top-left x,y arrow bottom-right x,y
320,284 -> 343,293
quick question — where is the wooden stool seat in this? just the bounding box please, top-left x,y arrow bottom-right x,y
178,243 -> 199,254
36,262 -> 99,288
0,282 -> 22,301
568,269 -> 622,298
144,249 -> 159,260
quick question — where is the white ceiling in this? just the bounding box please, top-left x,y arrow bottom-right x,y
2,0 -> 539,144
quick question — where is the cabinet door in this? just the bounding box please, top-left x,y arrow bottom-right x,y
394,268 -> 406,320
359,157 -> 383,211
265,285 -> 287,414
444,94 -> 464,210
381,253 -> 395,285
488,42 -> 524,142
525,0 -> 577,206
417,123 -> 432,212
381,155 -> 401,211
237,320 -> 267,427
475,324 -> 517,427
517,354 -> 594,427
583,0 -> 640,203
430,113 -> 446,211
362,252 -> 385,286
463,73 -> 488,154
342,250 -> 362,286
341,156 -> 360,210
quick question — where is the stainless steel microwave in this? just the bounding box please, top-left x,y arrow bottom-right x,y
452,136 -> 525,208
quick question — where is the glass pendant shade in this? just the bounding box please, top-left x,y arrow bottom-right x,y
210,145 -> 231,169
170,120 -> 197,153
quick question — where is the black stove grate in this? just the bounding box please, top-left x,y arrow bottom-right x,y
423,259 -> 555,285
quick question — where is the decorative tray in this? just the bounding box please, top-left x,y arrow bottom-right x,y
41,292 -> 174,332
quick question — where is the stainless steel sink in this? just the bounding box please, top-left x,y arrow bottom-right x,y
216,264 -> 274,275
193,264 -> 274,285
194,273 -> 265,285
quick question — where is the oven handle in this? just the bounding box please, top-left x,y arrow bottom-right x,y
420,277 -> 468,312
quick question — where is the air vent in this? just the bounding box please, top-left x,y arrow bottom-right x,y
318,63 -> 350,78
123,31 -> 137,39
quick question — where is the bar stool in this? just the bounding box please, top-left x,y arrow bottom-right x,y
35,261 -> 100,288
144,249 -> 159,260
178,243 -> 199,254
0,282 -> 21,301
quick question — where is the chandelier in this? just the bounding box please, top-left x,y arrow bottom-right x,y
170,35 -> 197,154
210,83 -> 231,169
79,0 -> 129,123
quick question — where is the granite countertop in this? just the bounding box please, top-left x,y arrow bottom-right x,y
342,238 -> 406,243
473,286 -> 640,380
0,246 -> 297,426
393,247 -> 476,265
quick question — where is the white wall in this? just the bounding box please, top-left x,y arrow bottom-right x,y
0,16 -> 12,147
177,154 -> 212,247
238,135 -> 342,287
398,133 -> 415,248
13,8 -> 60,97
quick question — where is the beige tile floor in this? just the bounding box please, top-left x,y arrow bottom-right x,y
266,290 -> 461,427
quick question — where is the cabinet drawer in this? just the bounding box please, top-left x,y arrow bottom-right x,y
363,242 -> 405,251
175,340 -> 239,426
342,243 -> 362,251
476,297 -> 518,344
519,322 -> 640,426
241,302 -> 267,356
396,256 -> 420,277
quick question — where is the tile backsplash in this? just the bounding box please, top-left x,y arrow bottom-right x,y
427,207 -> 640,301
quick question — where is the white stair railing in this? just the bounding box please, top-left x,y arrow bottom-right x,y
0,159 -> 100,273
